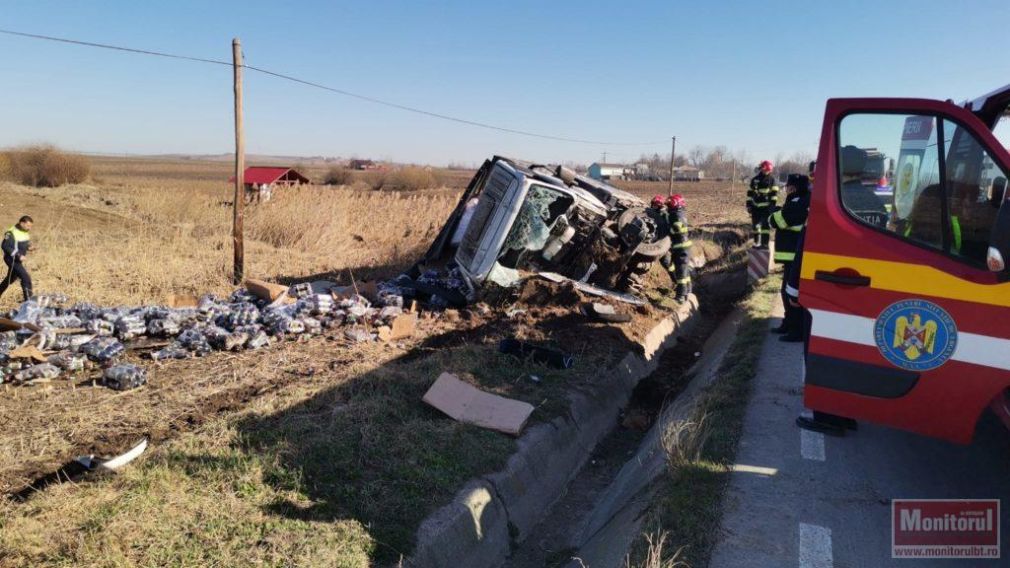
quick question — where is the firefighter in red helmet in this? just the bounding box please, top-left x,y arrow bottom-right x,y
747,160 -> 779,248
665,194 -> 693,303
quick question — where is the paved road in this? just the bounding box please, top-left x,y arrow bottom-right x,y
710,302 -> 1010,568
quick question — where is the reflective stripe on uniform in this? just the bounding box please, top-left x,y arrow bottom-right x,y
676,277 -> 691,284
774,250 -> 796,262
671,240 -> 693,249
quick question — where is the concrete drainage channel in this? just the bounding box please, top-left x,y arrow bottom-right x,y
406,295 -> 743,568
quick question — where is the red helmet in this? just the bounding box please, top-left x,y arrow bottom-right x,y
667,194 -> 686,209
759,160 -> 773,172
650,195 -> 665,208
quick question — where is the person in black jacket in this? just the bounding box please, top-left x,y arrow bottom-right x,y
747,160 -> 779,248
770,174 -> 810,341
0,215 -> 34,302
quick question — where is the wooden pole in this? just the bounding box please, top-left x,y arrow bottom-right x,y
668,136 -> 676,196
232,38 -> 245,284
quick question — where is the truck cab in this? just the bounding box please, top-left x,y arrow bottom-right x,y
423,156 -> 671,300
802,86 -> 1010,443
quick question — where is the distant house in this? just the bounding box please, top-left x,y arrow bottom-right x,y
349,159 -> 380,170
229,167 -> 311,203
672,166 -> 705,182
588,162 -> 633,181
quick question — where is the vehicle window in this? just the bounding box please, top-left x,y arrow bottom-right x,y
942,119 -> 1005,263
499,184 -> 573,268
839,114 -> 943,250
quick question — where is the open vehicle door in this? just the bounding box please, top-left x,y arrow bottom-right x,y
801,96 -> 1010,443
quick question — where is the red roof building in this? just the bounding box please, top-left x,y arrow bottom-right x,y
229,167 -> 310,188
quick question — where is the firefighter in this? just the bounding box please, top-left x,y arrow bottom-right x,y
747,160 -> 779,248
666,194 -> 693,303
769,174 -> 810,341
0,215 -> 34,302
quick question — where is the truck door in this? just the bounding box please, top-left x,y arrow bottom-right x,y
801,98 -> 1010,443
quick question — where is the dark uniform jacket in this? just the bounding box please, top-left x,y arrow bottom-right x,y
1,225 -> 30,264
769,190 -> 810,263
666,207 -> 692,252
748,172 -> 780,211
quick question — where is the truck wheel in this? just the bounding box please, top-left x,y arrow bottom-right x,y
617,207 -> 672,260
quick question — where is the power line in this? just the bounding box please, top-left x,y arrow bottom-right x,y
0,28 -> 232,66
0,28 -> 666,147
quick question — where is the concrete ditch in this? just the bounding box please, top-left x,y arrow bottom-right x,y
563,306 -> 746,568
407,296 -> 700,568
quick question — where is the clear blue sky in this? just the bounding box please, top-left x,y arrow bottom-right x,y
2,0 -> 1009,166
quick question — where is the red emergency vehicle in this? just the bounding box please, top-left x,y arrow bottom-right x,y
801,85 -> 1010,443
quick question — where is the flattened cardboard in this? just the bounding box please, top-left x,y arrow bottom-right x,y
389,313 -> 417,340
422,372 -> 534,436
245,278 -> 290,302
9,345 -> 48,363
166,294 -> 199,308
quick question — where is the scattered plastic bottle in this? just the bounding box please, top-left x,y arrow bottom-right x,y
103,364 -> 147,391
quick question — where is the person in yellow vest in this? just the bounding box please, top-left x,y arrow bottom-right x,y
0,216 -> 34,302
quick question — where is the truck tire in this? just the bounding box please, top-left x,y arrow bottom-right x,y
617,207 -> 671,260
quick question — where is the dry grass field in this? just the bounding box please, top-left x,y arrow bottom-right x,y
0,158 -> 460,310
0,156 -> 749,567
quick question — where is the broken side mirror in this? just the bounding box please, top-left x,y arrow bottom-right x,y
987,200 -> 1010,271
990,176 -> 1007,208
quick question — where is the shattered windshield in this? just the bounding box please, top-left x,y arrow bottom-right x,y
500,184 -> 573,266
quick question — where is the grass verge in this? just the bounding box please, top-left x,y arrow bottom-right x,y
628,274 -> 780,567
0,324 -> 620,567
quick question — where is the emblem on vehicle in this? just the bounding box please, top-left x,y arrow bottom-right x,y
874,299 -> 957,371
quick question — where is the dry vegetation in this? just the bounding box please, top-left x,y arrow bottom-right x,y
3,145 -> 90,187
0,157 -> 458,309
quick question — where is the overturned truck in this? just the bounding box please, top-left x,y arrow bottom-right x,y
408,156 -> 672,305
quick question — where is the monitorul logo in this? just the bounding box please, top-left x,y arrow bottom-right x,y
874,299 -> 957,371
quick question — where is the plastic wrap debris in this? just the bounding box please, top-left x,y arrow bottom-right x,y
147,317 -> 181,337
302,294 -> 334,316
86,319 -> 115,337
0,279 -> 430,389
103,363 -> 147,391
81,337 -> 126,362
299,317 -> 322,335
246,330 -> 270,349
290,282 -> 313,299
39,315 -> 83,329
48,352 -> 86,371
224,304 -> 259,329
13,300 -> 42,324
115,316 -> 147,340
151,343 -> 190,361
14,363 -> 61,382
33,293 -> 69,308
177,329 -> 212,355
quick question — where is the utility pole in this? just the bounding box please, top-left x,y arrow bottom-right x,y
668,136 -> 676,196
602,151 -> 607,163
232,38 -> 245,284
